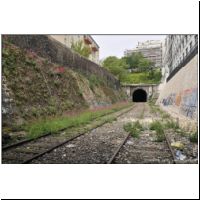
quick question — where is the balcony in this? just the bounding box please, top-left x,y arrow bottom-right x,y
91,45 -> 98,52
84,35 -> 92,45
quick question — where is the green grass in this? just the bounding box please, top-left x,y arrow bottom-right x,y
148,101 -> 160,113
161,112 -> 171,119
149,121 -> 165,142
24,103 -> 132,139
164,120 -> 179,130
189,132 -> 198,143
121,70 -> 161,84
123,121 -> 143,138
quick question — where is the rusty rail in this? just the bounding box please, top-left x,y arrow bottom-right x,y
2,132 -> 51,151
3,105 -> 134,151
23,105 -> 135,164
107,133 -> 130,164
3,104 -> 136,164
164,132 -> 177,164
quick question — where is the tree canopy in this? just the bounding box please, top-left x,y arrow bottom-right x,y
125,52 -> 154,72
102,56 -> 127,79
102,53 -> 161,84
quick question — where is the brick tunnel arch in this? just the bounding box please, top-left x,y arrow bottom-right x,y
132,89 -> 147,102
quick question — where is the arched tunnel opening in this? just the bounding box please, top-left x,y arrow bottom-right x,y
132,89 -> 147,102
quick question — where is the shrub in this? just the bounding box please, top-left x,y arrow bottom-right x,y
189,132 -> 198,143
88,75 -> 103,91
149,121 -> 165,142
164,120 -> 179,130
123,121 -> 143,138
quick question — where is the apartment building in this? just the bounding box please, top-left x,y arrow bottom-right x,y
50,35 -> 99,64
124,40 -> 163,68
162,35 -> 198,82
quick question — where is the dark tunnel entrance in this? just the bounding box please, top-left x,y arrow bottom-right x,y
132,89 -> 147,102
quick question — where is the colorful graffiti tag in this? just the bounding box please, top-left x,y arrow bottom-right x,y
175,93 -> 182,106
161,87 -> 197,119
162,93 -> 176,106
180,88 -> 197,119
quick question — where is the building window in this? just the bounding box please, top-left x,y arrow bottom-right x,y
190,41 -> 192,50
185,35 -> 188,43
186,48 -> 188,55
195,35 -> 198,43
182,40 -> 185,47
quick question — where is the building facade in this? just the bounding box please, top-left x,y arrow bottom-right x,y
156,34 -> 198,131
50,35 -> 99,64
124,40 -> 163,68
162,34 -> 198,82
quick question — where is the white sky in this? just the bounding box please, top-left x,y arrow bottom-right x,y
92,35 -> 166,60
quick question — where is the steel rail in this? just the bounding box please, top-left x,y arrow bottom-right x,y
164,132 -> 177,164
110,103 -> 177,165
3,105 -> 134,151
150,103 -> 177,164
107,133 -> 130,164
2,132 -> 51,151
17,104 -> 136,164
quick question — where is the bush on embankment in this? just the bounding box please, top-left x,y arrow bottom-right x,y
2,41 -> 127,129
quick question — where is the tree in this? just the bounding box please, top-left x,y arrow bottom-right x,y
125,52 -> 155,73
102,56 -> 119,67
102,56 -> 128,80
125,52 -> 144,70
138,58 -> 153,72
71,41 -> 91,58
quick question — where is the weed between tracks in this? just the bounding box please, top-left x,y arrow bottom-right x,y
189,132 -> 198,143
123,121 -> 144,138
24,103 -> 132,139
149,121 -> 165,142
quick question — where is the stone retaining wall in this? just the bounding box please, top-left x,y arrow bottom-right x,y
3,35 -> 120,90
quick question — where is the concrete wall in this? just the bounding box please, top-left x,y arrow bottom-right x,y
3,35 -> 119,90
156,54 -> 198,131
121,84 -> 159,101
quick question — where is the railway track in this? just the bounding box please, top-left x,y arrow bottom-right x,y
3,103 -> 180,164
107,103 -> 177,164
107,131 -> 176,164
2,105 -> 135,164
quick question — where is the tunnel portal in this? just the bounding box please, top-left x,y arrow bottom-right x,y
132,89 -> 147,102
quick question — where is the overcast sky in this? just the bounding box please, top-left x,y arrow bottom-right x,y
92,35 -> 166,60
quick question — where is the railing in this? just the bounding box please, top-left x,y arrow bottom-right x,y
166,43 -> 198,82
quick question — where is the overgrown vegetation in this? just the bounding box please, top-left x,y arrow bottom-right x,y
71,40 -> 91,58
102,52 -> 162,84
149,100 -> 172,120
121,70 -> 162,84
189,132 -> 198,143
88,74 -> 104,91
148,100 -> 198,143
2,41 -> 127,130
24,102 -> 132,139
149,121 -> 165,142
164,120 -> 179,130
123,121 -> 143,138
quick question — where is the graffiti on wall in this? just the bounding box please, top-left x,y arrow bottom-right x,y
161,87 -> 197,119
180,88 -> 197,119
175,92 -> 182,106
162,93 -> 176,106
